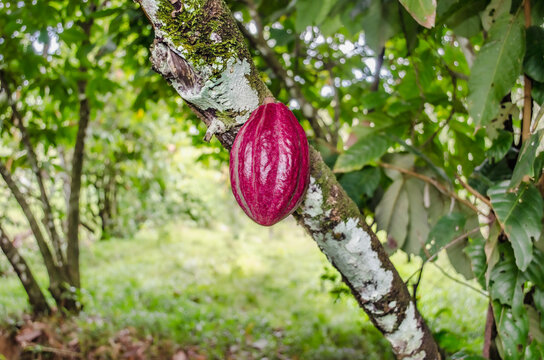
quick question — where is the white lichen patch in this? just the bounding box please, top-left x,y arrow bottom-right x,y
205,119 -> 226,141
175,57 -> 259,124
301,177 -> 325,230
319,218 -> 393,302
405,351 -> 427,360
376,313 -> 397,333
385,303 -> 424,356
210,32 -> 221,43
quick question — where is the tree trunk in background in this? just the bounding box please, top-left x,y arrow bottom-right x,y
136,0 -> 441,358
66,12 -> 95,289
0,226 -> 50,316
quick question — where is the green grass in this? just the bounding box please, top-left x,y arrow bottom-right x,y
0,216 -> 487,358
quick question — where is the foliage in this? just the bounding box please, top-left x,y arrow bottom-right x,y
232,0 -> 544,356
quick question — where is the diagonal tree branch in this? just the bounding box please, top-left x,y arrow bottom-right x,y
0,71 -> 65,265
0,161 -> 66,300
0,224 -> 51,315
135,1 -> 441,358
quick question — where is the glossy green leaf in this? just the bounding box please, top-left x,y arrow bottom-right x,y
510,130 -> 544,187
437,0 -> 487,37
487,130 -> 513,162
534,81 -> 544,105
481,0 -> 511,31
334,135 -> 392,173
339,167 -> 381,206
398,0 -> 436,28
468,14 -> 525,126
465,236 -> 487,287
494,301 -> 529,360
426,212 -> 466,259
524,26 -> 544,82
489,244 -> 519,306
488,181 -> 544,270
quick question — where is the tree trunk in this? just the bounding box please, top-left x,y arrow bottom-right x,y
0,225 -> 50,316
0,162 -> 68,306
136,1 -> 441,358
66,13 -> 95,289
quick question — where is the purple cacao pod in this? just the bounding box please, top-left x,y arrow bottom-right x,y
229,103 -> 310,226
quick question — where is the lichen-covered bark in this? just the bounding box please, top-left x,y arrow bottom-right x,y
136,0 -> 441,358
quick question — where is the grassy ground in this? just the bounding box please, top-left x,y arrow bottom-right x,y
0,216 -> 487,359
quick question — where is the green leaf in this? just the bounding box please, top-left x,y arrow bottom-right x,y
60,27 -> 87,45
375,178 -> 410,251
481,0 -> 512,31
493,301 -> 529,360
535,288 -> 544,329
398,0 -> 436,28
437,0 -> 488,37
487,130 -> 513,162
295,0 -> 336,32
334,135 -> 392,173
488,181 -> 544,270
534,81 -> 544,105
465,236 -> 487,287
510,129 -> 544,187
339,167 -> 381,206
468,14 -> 525,126
489,244 -> 519,306
524,26 -> 544,83
362,0 -> 399,53
381,153 -> 416,181
403,179 -> 430,255
426,212 -> 466,259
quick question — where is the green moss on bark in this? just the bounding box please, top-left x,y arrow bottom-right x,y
155,0 -> 250,71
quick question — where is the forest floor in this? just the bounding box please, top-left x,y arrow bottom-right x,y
0,219 -> 487,359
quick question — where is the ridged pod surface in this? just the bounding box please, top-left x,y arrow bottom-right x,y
229,103 -> 310,226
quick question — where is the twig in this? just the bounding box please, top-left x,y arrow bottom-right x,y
412,264 -> 424,305
370,48 -> 385,92
404,226 -> 482,283
425,226 -> 482,264
522,0 -> 532,142
326,61 -> 341,146
23,344 -> 81,358
455,175 -> 492,208
431,262 -> 488,297
378,162 -> 483,215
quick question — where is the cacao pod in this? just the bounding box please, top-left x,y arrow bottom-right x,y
229,103 -> 310,226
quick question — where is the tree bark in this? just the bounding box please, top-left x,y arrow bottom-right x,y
0,225 -> 51,316
0,162 -> 67,305
66,13 -> 95,289
136,0 -> 441,358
